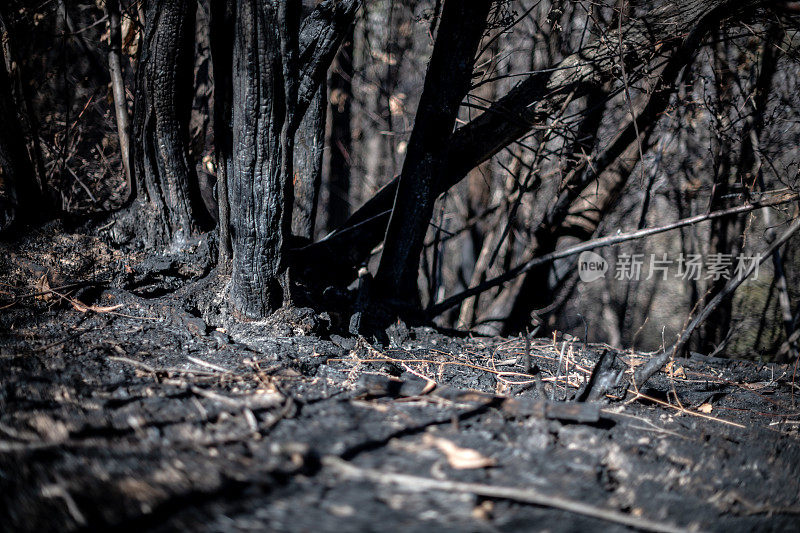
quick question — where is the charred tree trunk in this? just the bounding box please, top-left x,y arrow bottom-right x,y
210,0 -> 235,272
227,0 -> 300,318
291,1 -> 330,240
130,0 -> 211,247
292,83 -> 326,240
214,0 -> 357,316
326,28 -> 353,232
0,41 -> 38,233
374,0 -> 492,306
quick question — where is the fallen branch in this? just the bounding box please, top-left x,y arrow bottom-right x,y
51,289 -> 123,314
322,456 -> 687,533
627,390 -> 745,429
430,193 -> 798,317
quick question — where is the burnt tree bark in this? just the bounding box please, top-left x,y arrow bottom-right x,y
213,0 -> 358,317
210,0 -> 235,272
326,28 -> 353,232
130,0 -> 212,247
373,0 -> 492,305
292,83 -> 326,240
293,0 -> 361,132
227,0 -> 300,318
291,1 -> 330,240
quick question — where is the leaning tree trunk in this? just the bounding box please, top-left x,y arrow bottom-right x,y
228,0 -> 300,318
105,0 -> 133,200
374,0 -> 492,306
0,42 -> 38,233
129,0 -> 211,248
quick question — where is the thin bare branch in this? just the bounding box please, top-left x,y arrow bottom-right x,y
430,194 -> 798,317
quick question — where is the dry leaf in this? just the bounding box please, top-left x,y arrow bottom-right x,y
420,380 -> 437,395
425,435 -> 495,470
69,300 -> 123,314
34,273 -> 53,301
697,403 -> 713,414
472,500 -> 494,521
665,361 -> 686,379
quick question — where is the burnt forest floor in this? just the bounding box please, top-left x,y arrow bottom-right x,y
1,223 -> 800,532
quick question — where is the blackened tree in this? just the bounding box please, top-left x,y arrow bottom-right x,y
130,0 -> 212,247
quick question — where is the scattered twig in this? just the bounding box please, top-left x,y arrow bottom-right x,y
187,355 -> 233,374
32,328 -> 97,353
108,356 -> 216,378
65,165 -> 98,204
189,386 -> 246,408
107,355 -> 157,374
0,280 -> 106,306
40,484 -> 87,526
626,390 -> 745,429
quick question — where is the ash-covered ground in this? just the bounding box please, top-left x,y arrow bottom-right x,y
1,225 -> 799,532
